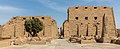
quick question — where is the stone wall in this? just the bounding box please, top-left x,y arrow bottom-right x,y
0,16 -> 58,39
61,6 -> 117,43
117,29 -> 120,37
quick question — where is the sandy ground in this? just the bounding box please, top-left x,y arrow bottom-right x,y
0,39 -> 120,49
0,39 -> 11,48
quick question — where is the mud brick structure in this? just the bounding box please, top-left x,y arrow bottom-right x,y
61,6 -> 117,43
0,16 -> 58,39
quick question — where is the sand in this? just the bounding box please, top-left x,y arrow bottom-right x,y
0,39 -> 120,49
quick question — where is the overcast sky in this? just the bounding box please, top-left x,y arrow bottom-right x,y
0,0 -> 120,28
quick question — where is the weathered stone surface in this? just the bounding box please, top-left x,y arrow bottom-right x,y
9,37 -> 53,45
61,6 -> 117,43
117,29 -> 120,37
0,16 -> 58,39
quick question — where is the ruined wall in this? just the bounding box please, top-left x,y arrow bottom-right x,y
51,20 -> 59,38
117,29 -> 120,37
0,16 -> 58,39
61,6 -> 117,43
63,20 -> 70,38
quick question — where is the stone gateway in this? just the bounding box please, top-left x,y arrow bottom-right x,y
60,6 -> 117,43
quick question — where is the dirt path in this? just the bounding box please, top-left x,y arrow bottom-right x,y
0,39 -> 11,48
0,39 -> 120,49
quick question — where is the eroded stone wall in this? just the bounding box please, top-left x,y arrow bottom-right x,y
0,16 -> 58,39
61,6 -> 117,43
117,29 -> 120,37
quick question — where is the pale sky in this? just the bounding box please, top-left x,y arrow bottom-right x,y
0,0 -> 120,28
